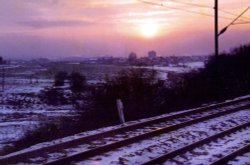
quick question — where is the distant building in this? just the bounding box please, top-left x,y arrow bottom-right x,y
128,52 -> 137,60
148,51 -> 157,60
0,56 -> 6,65
128,52 -> 137,64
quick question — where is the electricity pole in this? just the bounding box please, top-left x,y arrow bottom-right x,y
215,0 -> 219,58
214,0 -> 219,98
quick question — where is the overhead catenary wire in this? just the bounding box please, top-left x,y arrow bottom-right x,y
219,6 -> 250,36
165,0 -> 211,9
137,0 -> 214,17
232,21 -> 250,25
137,0 -> 233,20
137,0 -> 250,36
227,6 -> 250,26
166,0 -> 250,21
219,9 -> 250,21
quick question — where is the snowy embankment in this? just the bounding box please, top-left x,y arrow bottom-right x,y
2,99 -> 250,164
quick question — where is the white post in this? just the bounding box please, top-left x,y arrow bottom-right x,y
116,99 -> 125,124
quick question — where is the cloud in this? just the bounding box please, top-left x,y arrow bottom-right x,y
0,0 -> 249,59
18,20 -> 93,28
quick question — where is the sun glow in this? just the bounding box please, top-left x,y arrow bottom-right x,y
139,22 -> 158,38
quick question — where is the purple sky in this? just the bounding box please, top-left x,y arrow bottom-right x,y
0,0 -> 250,59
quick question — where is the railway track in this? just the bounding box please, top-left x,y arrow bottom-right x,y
1,95 -> 250,164
142,121 -> 250,165
211,144 -> 250,165
225,147 -> 250,165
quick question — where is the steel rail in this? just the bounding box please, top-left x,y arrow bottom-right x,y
141,121 -> 250,165
210,143 -> 250,165
44,102 -> 250,164
0,95 -> 250,164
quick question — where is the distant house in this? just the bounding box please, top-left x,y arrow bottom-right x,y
148,51 -> 157,60
128,52 -> 137,65
0,57 -> 4,65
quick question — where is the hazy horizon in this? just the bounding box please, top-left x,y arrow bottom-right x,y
0,0 -> 250,59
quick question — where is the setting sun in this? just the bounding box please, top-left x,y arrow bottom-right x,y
139,23 -> 158,38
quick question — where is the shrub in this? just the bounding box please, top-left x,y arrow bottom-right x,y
69,72 -> 86,93
161,43 -> 250,108
54,71 -> 68,86
39,87 -> 68,105
91,68 -> 163,123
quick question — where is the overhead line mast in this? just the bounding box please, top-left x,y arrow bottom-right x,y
138,0 -> 250,58
215,0 -> 219,58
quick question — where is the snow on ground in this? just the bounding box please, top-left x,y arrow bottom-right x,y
0,62 -> 207,155
165,127 -> 250,164
2,109 -> 192,158
0,65 -> 20,70
7,107 -> 249,164
2,95 -> 250,160
1,62 -> 248,164
132,65 -> 191,73
228,152 -> 250,165
0,121 -> 38,150
182,61 -> 205,69
132,61 -> 204,74
3,77 -> 52,94
75,109 -> 250,165
0,72 -> 76,152
130,62 -> 205,81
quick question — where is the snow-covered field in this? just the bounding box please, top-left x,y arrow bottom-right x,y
0,61 -> 205,154
133,61 -> 204,73
0,65 -> 76,152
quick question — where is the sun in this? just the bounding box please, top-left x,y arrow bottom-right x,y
139,23 -> 158,38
